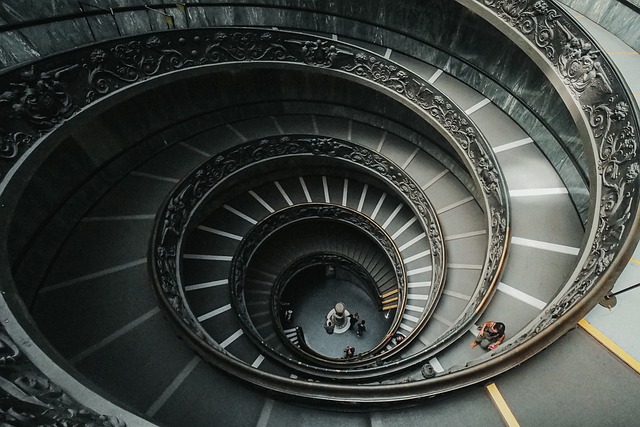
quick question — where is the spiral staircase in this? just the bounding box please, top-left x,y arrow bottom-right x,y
0,1 -> 639,426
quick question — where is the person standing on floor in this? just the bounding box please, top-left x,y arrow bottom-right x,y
349,312 -> 359,329
356,319 -> 366,337
324,318 -> 334,334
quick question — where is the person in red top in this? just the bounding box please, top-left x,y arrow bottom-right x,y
343,346 -> 355,358
471,321 -> 505,350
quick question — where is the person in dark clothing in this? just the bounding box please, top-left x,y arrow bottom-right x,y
356,319 -> 366,337
283,309 -> 293,325
349,312 -> 359,329
471,321 -> 505,350
343,346 -> 355,358
324,318 -> 334,334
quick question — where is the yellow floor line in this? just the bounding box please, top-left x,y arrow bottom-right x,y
606,51 -> 639,55
630,257 -> 640,266
579,319 -> 640,374
486,383 -> 520,427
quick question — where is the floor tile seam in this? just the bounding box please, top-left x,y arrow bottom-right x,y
578,319 -> 640,375
42,258 -> 148,294
145,355 -> 201,417
70,307 -> 161,364
486,383 -> 521,427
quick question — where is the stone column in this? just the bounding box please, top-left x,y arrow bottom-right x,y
332,302 -> 346,328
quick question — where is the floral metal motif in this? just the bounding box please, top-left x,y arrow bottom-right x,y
205,31 -> 295,63
86,37 -> 196,102
557,22 -> 613,96
290,39 -> 348,67
152,136 -> 448,365
0,27 -> 512,391
0,65 -> 79,129
0,328 -> 125,426
468,0 -> 639,367
0,130 -> 32,160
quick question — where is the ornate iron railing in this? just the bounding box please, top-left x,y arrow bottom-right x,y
271,254 -> 384,349
153,136 -> 448,375
0,30 -> 508,355
0,325 -> 128,426
0,26 -> 512,399
233,205 -> 405,369
436,0 -> 640,376
273,253 -> 383,312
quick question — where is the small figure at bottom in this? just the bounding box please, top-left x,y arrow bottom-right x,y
392,332 -> 405,345
283,309 -> 293,325
343,346 -> 355,358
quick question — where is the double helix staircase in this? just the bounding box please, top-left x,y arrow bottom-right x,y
1,1 -> 638,425
29,101 -> 582,414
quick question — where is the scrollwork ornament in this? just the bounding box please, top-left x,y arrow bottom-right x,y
0,327 -> 125,426
86,36 -> 194,102
204,31 -> 294,64
290,39 -> 347,67
426,97 -> 475,152
342,54 -> 411,97
0,65 -> 79,129
486,207 -> 507,273
161,189 -> 189,244
517,1 -> 559,59
0,130 -> 33,160
483,0 -> 559,59
483,0 -> 532,27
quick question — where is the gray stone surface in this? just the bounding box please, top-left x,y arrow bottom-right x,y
558,0 -> 640,51
496,328 -> 640,426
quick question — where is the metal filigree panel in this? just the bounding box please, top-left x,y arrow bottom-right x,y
461,0 -> 640,363
0,27 -> 511,399
151,136 -> 448,376
0,327 -> 126,426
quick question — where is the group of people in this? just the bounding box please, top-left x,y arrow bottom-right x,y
318,304 -> 505,356
281,299 -> 506,354
341,312 -> 368,358
323,311 -> 367,337
348,312 -> 367,337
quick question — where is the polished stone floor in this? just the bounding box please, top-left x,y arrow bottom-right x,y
288,277 -> 392,359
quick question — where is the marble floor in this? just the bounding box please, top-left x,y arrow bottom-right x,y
571,5 -> 640,366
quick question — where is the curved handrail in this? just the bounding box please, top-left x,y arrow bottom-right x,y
271,254 -> 391,363
0,30 -> 506,348
272,253 -> 384,312
232,204 -> 406,368
0,27 -> 510,399
153,136 -> 448,375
